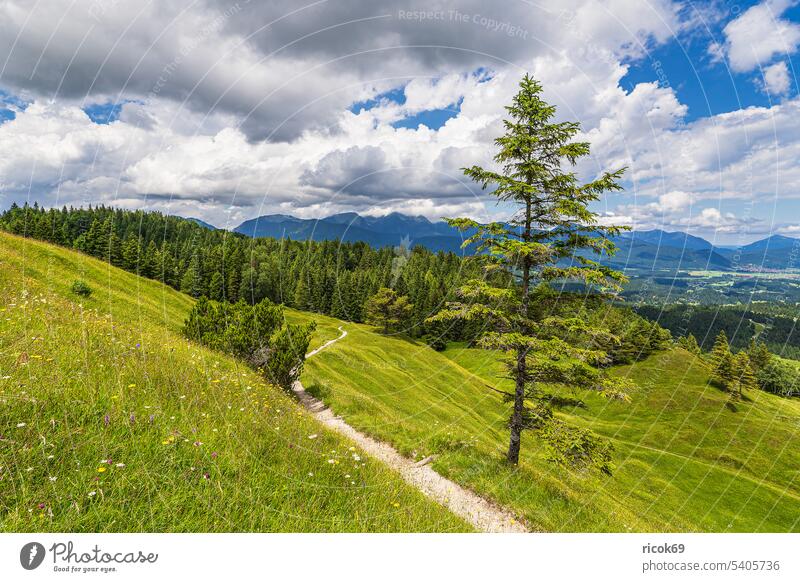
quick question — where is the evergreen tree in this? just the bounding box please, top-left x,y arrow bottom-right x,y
181,253 -> 205,298
121,237 -> 141,272
709,330 -> 734,389
677,333 -> 701,354
428,74 -> 629,468
731,351 -> 758,400
364,287 -> 413,334
293,271 -> 311,310
747,338 -> 772,371
208,272 -> 225,301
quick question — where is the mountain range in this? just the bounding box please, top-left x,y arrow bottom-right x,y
202,212 -> 799,272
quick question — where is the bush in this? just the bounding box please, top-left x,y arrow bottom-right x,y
70,280 -> 92,297
183,297 -> 315,391
756,359 -> 800,397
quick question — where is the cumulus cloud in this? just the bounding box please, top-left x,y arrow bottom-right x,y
718,0 -> 800,72
761,61 -> 792,95
1,0 -> 798,240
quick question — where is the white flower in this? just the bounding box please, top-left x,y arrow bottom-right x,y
16,422 -> 26,428
88,491 -> 96,497
352,454 -> 361,461
49,476 -> 57,482
47,455 -> 54,460
308,434 -> 318,439
308,472 -> 314,477
327,459 -> 335,464
115,463 -> 125,468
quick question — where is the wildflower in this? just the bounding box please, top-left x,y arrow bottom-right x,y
103,414 -> 110,426
392,502 -> 400,508
202,472 -> 210,480
88,491 -> 96,497
127,384 -> 136,388
16,422 -> 26,428
97,467 -> 107,473
210,451 -> 218,459
37,502 -> 45,509
129,413 -> 135,424
327,459 -> 335,464
308,472 -> 314,477
149,415 -> 154,423
308,434 -> 318,439
193,441 -> 202,447
49,476 -> 57,482
115,463 -> 125,468
47,455 -> 54,460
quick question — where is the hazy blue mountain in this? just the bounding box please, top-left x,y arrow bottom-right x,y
731,235 -> 800,269
616,229 -> 714,251
231,212 -> 798,271
234,212 -> 470,252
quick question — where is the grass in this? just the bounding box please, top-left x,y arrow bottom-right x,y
297,312 -> 800,532
0,232 -> 471,532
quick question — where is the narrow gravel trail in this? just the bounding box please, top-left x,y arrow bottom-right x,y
292,326 -> 528,533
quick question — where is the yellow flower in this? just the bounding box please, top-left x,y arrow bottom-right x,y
392,502 -> 400,508
97,467 -> 107,473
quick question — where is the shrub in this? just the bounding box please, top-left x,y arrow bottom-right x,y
183,297 -> 315,391
70,280 -> 92,297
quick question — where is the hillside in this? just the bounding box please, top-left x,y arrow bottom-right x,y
294,311 -> 800,532
0,232 -> 470,532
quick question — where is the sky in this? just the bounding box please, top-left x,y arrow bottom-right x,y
2,1 -> 800,244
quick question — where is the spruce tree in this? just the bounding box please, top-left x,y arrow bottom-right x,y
747,338 -> 772,371
678,333 -> 701,354
709,330 -> 734,389
364,287 -> 413,334
731,351 -> 757,399
428,74 -> 630,468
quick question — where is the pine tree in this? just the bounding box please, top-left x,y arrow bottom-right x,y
709,330 -> 734,389
677,333 -> 701,354
731,351 -> 757,400
364,287 -> 413,334
181,253 -> 205,298
428,74 -> 629,468
747,338 -> 772,370
121,237 -> 141,272
293,272 -> 311,311
208,272 -> 224,301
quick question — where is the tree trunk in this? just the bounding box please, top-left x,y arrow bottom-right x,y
507,201 -> 531,465
507,197 -> 532,465
507,347 -> 526,464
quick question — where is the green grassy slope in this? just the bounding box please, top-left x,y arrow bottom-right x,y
297,312 -> 800,532
0,232 -> 470,532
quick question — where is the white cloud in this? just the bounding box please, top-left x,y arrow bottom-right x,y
762,61 -> 792,95
718,0 -> 800,72
4,0 -> 798,240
